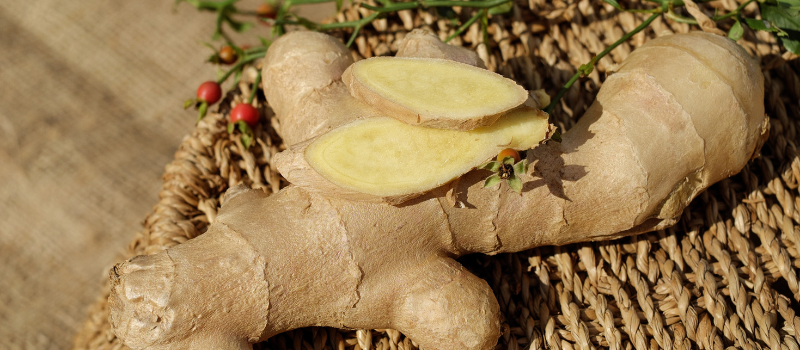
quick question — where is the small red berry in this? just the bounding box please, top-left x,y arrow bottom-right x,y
218,46 -> 237,65
257,3 -> 277,20
497,148 -> 521,163
197,81 -> 222,104
230,103 -> 260,127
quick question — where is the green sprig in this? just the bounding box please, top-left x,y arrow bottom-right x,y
228,120 -> 255,149
248,70 -> 263,105
479,156 -> 528,193
544,11 -> 660,114
444,9 -> 485,43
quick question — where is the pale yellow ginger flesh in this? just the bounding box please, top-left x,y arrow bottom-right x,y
304,108 -> 549,198
343,57 -> 528,130
109,32 -> 767,350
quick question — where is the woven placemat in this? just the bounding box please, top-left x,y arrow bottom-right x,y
74,1 -> 800,349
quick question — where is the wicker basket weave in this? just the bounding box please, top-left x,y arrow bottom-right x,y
74,1 -> 800,349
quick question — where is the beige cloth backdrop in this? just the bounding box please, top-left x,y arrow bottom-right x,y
0,0 -> 329,348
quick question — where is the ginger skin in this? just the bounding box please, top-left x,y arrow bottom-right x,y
108,31 -> 766,350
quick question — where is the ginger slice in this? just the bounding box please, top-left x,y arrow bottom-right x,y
342,57 -> 528,130
275,107 -> 551,204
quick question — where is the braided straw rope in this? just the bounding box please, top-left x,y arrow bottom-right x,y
74,0 -> 800,349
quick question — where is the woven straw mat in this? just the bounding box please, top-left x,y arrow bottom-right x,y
74,1 -> 800,349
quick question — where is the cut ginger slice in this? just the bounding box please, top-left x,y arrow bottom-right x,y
342,57 -> 528,130
274,107 -> 552,204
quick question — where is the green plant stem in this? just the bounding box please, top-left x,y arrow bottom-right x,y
664,0 -> 756,25
244,46 -> 269,56
274,0 -> 293,35
360,0 -> 511,12
271,0 -> 510,47
275,13 -> 379,31
480,9 -> 490,56
665,8 -> 697,24
714,0 -> 755,20
544,11 -> 660,114
179,0 -> 237,11
642,0 -> 715,6
248,70 -> 263,104
217,52 -> 264,84
348,12 -> 380,47
215,11 -> 232,45
289,0 -> 340,4
627,8 -> 662,14
444,8 -> 485,43
274,12 -> 381,47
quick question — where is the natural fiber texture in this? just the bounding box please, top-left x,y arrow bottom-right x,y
75,0 -> 800,349
0,0 -> 244,348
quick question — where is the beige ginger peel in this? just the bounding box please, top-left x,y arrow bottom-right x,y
109,31 -> 766,350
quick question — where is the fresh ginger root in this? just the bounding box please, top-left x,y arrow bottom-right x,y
394,29 -> 487,68
275,107 -> 551,204
342,57 -> 528,130
108,31 -> 767,350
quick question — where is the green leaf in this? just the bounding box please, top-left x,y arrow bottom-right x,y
783,36 -> 800,53
744,17 -> 788,36
578,62 -> 594,77
502,156 -> 516,166
507,175 -> 522,193
184,98 -> 196,109
479,161 -> 501,172
237,120 -> 253,135
258,36 -> 272,48
241,133 -> 253,149
197,101 -> 208,123
728,19 -> 744,41
551,129 -> 562,143
336,0 -> 343,11
202,42 -> 220,64
227,122 -> 235,134
778,0 -> 800,5
513,160 -> 527,175
488,1 -> 512,15
601,0 -> 622,10
484,174 -> 502,188
762,1 -> 800,53
778,0 -> 800,17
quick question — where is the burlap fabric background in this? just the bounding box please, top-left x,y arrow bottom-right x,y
0,0 -> 329,348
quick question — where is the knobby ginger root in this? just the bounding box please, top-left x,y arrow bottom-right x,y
261,31 -> 376,147
109,32 -> 767,350
394,29 -> 486,68
261,30 -> 491,147
343,57 -> 528,130
274,108 -> 551,204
